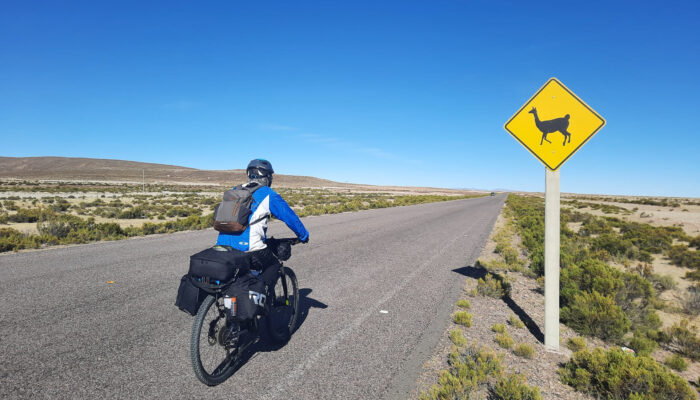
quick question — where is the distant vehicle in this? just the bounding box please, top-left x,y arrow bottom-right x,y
490,192 -> 495,196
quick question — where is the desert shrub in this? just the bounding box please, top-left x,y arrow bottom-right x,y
561,258 -> 623,300
37,218 -> 71,239
507,196 -> 545,276
559,347 -> 695,400
513,343 -> 535,359
690,235 -> 700,248
560,258 -> 658,336
449,329 -> 467,347
508,314 -> 525,329
118,206 -> 148,219
659,319 -> 700,361
649,273 -> 676,292
6,207 -> 45,223
487,373 -> 541,400
682,285 -> 700,314
668,245 -> 700,270
561,291 -> 630,342
591,233 -> 637,259
420,343 -> 503,400
165,206 -> 201,218
566,336 -> 587,352
579,216 -> 614,236
0,227 -> 38,252
615,274 -> 660,333
478,258 -> 510,271
628,330 -> 658,356
495,332 -> 514,349
664,354 -> 688,371
456,299 -> 470,310
492,323 -> 506,334
453,311 -> 472,327
620,222 -> 683,254
476,272 -> 511,298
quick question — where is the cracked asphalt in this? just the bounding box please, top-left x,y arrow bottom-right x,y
0,194 -> 505,399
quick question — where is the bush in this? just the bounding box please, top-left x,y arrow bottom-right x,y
508,314 -> 525,329
513,343 -> 535,359
487,373 -> 541,400
566,336 -> 587,352
664,354 -> 688,372
690,235 -> 700,248
559,347 -> 695,400
456,299 -> 470,310
668,245 -> 700,270
449,329 -> 466,347
561,291 -> 631,342
492,323 -> 506,334
628,330 -> 657,357
682,286 -> 700,315
495,332 -> 514,349
453,311 -> 472,327
37,218 -> 71,239
659,319 -> 700,361
649,273 -> 677,292
420,343 -> 503,400
476,272 -> 511,298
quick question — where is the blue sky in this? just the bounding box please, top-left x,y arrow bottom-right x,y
1,1 -> 698,197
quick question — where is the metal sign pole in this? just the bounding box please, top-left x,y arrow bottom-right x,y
544,167 -> 560,351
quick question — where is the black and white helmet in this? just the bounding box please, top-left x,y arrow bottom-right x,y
246,159 -> 274,186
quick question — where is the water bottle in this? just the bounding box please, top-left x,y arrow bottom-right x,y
250,270 -> 261,278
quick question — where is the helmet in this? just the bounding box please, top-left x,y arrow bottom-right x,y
246,159 -> 274,186
246,159 -> 274,177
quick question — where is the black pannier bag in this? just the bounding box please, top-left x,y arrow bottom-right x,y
224,272 -> 267,321
175,274 -> 207,316
189,247 -> 252,283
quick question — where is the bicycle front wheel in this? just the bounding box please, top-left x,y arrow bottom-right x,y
266,266 -> 300,343
190,295 -> 238,386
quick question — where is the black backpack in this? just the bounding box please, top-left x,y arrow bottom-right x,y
213,183 -> 263,233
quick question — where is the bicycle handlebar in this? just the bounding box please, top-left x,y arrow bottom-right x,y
269,237 -> 302,245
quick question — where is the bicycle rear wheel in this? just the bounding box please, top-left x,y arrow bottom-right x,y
190,295 -> 239,386
266,266 -> 299,343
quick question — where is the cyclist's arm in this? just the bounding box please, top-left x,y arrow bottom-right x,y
268,191 -> 309,242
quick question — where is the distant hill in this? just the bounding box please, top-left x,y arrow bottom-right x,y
0,156 -> 345,188
0,156 -> 476,195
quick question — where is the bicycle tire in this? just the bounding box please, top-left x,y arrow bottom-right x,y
190,295 -> 238,386
266,266 -> 300,343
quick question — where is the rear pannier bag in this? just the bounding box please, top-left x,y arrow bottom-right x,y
189,247 -> 252,282
213,183 -> 262,233
224,272 -> 267,321
175,274 -> 207,316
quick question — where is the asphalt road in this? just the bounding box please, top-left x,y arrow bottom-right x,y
0,194 -> 506,399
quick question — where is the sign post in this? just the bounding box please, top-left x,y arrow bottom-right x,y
504,78 -> 605,351
544,168 -> 560,350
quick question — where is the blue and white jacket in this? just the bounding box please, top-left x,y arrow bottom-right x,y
216,183 -> 309,252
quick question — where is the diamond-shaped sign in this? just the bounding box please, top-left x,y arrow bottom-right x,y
504,78 -> 605,170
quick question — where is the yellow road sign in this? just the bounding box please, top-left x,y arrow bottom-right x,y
504,78 -> 605,170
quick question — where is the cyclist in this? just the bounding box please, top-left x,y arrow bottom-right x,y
216,159 -> 309,284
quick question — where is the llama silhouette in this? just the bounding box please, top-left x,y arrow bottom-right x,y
528,107 -> 571,146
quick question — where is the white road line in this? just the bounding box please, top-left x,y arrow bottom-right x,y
261,233 -> 468,400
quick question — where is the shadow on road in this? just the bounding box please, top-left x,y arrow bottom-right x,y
220,288 -> 328,380
451,264 -> 544,344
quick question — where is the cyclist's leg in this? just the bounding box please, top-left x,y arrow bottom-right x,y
250,247 -> 282,286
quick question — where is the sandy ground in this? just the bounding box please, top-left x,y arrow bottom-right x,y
561,195 -> 700,236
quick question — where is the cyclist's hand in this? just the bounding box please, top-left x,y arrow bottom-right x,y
300,237 -> 309,244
